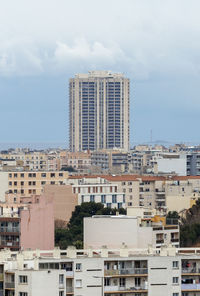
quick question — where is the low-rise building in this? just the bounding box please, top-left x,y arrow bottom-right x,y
84,215 -> 179,249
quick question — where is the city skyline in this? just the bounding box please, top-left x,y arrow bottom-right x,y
1,0 -> 200,146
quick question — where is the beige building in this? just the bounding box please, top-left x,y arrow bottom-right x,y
69,71 -> 130,152
7,171 -> 69,197
43,184 -> 78,223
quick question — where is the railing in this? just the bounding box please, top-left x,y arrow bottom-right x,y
182,267 -> 200,274
104,268 -> 148,276
66,271 -> 74,277
104,285 -> 147,292
0,227 -> 19,233
156,239 -> 164,244
182,283 -> 200,290
66,287 -> 73,293
171,238 -> 179,243
5,282 -> 15,289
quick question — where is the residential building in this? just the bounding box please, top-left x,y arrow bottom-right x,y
91,149 -> 132,173
2,246 -> 200,295
66,176 -> 125,209
69,71 -> 130,152
0,194 -> 54,250
7,171 -> 68,197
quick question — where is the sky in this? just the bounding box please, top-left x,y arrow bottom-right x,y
1,0 -> 200,148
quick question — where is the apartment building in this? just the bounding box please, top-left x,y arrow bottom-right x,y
0,194 -> 54,251
7,171 -> 68,197
69,71 -> 130,152
84,215 -> 179,249
67,176 -> 125,209
1,246 -> 200,295
65,151 -> 91,173
91,150 -> 132,173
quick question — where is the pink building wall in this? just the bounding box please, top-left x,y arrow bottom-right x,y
20,195 -> 54,250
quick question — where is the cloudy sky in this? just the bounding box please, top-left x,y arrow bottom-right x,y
1,0 -> 200,148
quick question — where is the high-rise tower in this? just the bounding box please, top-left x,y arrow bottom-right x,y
69,71 -> 130,152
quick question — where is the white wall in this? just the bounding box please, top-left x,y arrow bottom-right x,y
157,157 -> 186,176
0,172 -> 8,201
84,216 -> 154,249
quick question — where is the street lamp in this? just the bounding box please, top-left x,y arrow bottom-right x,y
93,276 -> 104,296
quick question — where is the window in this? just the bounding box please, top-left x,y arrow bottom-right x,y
14,173 -> 18,178
173,293 -> 179,296
59,173 -> 63,177
59,292 -> 64,296
20,173 -> 24,178
41,173 -> 46,178
75,279 -> 82,288
21,182 -> 24,186
90,195 -> 95,202
172,261 -> 179,269
19,275 -> 28,284
120,278 -> 126,287
51,173 -> 55,178
129,188 -> 132,193
59,274 -> 64,284
101,195 -> 106,203
9,182 -> 12,186
112,195 -> 117,203
172,277 -> 179,284
19,293 -> 28,296
76,263 -> 82,271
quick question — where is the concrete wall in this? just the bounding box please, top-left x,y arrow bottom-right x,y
20,195 -> 54,250
0,172 -> 8,201
44,184 -> 78,223
84,216 -> 149,249
157,157 -> 186,176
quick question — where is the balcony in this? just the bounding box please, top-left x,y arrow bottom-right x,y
171,238 -> 179,243
156,239 -> 164,244
182,267 -> 200,274
182,283 -> 200,291
104,285 -> 147,293
0,227 -> 19,233
66,287 -> 73,293
5,282 -> 15,289
66,271 -> 74,277
104,268 -> 148,276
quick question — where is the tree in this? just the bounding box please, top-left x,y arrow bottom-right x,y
55,202 -> 127,249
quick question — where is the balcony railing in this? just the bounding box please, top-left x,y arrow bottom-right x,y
171,238 -> 179,243
182,267 -> 200,274
0,227 -> 19,233
156,239 -> 164,244
104,268 -> 148,276
104,285 -> 147,292
5,282 -> 15,289
66,287 -> 73,293
182,283 -> 200,290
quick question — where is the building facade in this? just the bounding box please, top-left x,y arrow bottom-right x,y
2,246 -> 200,295
69,71 -> 130,152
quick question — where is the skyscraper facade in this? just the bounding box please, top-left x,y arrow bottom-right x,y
69,71 -> 130,152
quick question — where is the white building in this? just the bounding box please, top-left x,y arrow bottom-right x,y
84,215 -> 179,249
1,246 -> 200,295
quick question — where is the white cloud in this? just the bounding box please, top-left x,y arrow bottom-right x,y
0,0 -> 200,79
